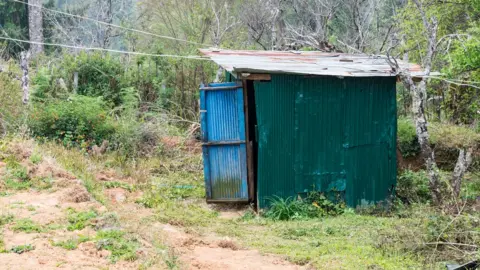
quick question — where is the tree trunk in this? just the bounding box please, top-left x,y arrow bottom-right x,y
20,51 -> 30,105
213,66 -> 224,82
405,78 -> 443,205
28,0 -> 44,55
73,72 -> 79,94
451,148 -> 473,198
103,0 -> 113,48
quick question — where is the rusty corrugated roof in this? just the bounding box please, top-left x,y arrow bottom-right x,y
199,49 -> 424,77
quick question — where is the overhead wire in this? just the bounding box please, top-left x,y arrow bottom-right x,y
0,36 -> 211,60
9,0 -> 214,48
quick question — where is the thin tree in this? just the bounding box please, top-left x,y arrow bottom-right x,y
390,0 -> 475,205
28,0 -> 44,55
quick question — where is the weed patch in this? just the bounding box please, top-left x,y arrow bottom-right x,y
29,153 -> 42,164
3,164 -> 31,190
95,229 -> 139,262
0,214 -> 14,226
66,208 -> 97,231
103,181 -> 134,192
9,244 -> 35,254
11,218 -> 43,233
52,235 -> 90,250
264,192 -> 345,221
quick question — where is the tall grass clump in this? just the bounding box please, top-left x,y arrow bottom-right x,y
265,192 -> 345,221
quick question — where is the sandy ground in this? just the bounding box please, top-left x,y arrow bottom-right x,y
0,141 -> 304,270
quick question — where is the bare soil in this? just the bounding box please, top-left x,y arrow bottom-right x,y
0,141 -> 304,270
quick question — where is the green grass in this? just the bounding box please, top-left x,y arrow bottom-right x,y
11,218 -> 43,233
103,181 -> 134,192
4,178 -> 32,190
31,176 -> 54,190
0,214 -> 14,226
0,236 -> 5,253
66,208 -> 97,231
3,163 -> 32,190
29,153 -> 43,164
9,137 -> 478,269
95,229 -> 139,262
39,142 -> 106,203
52,235 -> 90,250
226,215 -> 425,269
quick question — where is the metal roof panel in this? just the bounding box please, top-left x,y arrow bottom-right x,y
199,49 -> 424,77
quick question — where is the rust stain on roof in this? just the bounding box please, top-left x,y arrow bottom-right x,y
199,49 -> 424,77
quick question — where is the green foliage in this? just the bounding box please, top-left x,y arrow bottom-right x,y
397,118 -> 420,158
66,208 -> 97,231
52,236 -> 90,250
29,153 -> 42,164
31,67 -> 70,101
0,214 -> 14,226
430,122 -> 480,149
29,95 -> 116,148
103,181 -> 134,192
9,244 -> 34,254
11,218 -> 43,233
0,64 -> 24,134
95,229 -> 138,262
0,1 -> 28,57
61,53 -> 125,106
136,173 -> 205,208
265,192 -> 345,221
396,170 -> 431,204
3,163 -> 31,190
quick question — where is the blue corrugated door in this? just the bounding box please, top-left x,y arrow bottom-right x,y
200,82 -> 248,202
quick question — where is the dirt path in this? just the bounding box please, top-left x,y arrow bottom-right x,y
107,187 -> 305,270
0,141 -> 304,270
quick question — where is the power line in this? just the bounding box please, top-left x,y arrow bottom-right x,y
0,36 -> 211,60
9,0 -> 213,48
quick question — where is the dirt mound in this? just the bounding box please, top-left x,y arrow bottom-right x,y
62,185 -> 91,203
96,169 -> 118,181
7,140 -> 34,160
217,239 -> 240,250
33,156 -> 76,180
105,188 -> 128,203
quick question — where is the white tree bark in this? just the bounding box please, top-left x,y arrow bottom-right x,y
390,0 -> 443,205
20,51 -> 30,105
28,0 -> 44,55
451,148 -> 473,198
103,0 -> 113,48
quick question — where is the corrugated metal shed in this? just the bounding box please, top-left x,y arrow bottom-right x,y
199,49 -> 423,77
254,75 -> 397,208
198,49 -> 402,209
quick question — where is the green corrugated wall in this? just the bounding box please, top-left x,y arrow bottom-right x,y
254,75 -> 397,208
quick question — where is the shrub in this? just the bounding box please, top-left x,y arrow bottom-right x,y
61,53 -> 125,106
0,61 -> 25,135
397,118 -> 420,158
429,122 -> 480,149
29,95 -> 116,148
396,170 -> 431,204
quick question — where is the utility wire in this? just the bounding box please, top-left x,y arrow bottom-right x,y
9,0 -> 214,47
0,36 -> 211,60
